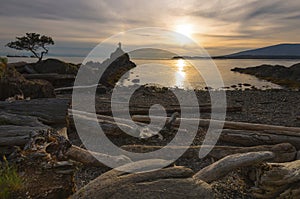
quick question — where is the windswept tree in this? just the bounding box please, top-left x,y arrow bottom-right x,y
6,33 -> 54,62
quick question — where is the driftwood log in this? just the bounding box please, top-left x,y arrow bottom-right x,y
245,160 -> 300,198
0,111 -> 49,154
121,143 -> 296,163
193,151 -> 275,183
71,160 -> 214,199
0,98 -> 69,125
65,145 -> 132,167
132,115 -> 300,149
0,111 -> 48,127
68,110 -> 165,138
0,99 -> 68,155
95,106 -> 242,116
219,129 -> 300,149
132,115 -> 300,133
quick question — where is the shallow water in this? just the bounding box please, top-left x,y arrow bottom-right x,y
7,56 -> 300,90
122,59 -> 300,90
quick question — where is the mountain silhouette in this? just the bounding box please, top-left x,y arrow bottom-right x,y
224,44 -> 300,59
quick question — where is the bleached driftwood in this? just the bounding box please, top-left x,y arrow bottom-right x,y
132,115 -> 300,149
71,160 -> 214,199
68,110 -> 165,138
193,151 -> 274,183
65,145 -> 132,167
121,143 -> 296,163
246,160 -> 300,199
132,115 -> 300,133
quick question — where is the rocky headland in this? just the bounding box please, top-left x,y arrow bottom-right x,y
1,47 -> 300,199
232,63 -> 300,89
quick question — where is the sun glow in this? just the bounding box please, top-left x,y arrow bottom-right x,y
175,24 -> 194,38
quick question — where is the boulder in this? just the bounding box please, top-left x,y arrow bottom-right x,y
0,66 -> 55,100
33,58 -> 79,74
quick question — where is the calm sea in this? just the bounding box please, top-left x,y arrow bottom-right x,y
7,56 -> 300,90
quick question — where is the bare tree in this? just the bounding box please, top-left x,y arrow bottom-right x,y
6,33 -> 54,62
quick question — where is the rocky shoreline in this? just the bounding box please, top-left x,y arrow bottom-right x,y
1,49 -> 300,198
232,63 -> 300,89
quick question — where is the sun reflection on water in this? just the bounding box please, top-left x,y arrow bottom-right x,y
175,59 -> 186,87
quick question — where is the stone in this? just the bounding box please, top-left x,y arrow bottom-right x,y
0,67 -> 55,100
33,58 -> 79,74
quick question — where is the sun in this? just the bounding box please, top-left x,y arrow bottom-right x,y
175,24 -> 194,38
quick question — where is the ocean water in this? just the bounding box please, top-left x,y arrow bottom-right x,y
7,56 -> 300,90
123,59 -> 300,90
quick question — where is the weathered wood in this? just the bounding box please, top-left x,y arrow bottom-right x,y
132,115 -> 300,133
69,110 -> 163,138
133,115 -> 300,148
65,145 -> 132,167
245,160 -> 300,199
121,143 -> 296,163
0,125 -> 49,146
0,111 -> 48,127
95,106 -> 242,116
0,98 -> 69,125
219,129 -> 300,150
0,125 -> 50,155
193,151 -> 274,183
72,161 -> 214,199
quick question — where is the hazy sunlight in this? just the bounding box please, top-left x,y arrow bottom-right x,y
175,24 -> 194,38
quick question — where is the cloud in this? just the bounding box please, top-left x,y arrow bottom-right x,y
1,0 -> 300,56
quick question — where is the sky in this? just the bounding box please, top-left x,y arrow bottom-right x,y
1,0 -> 300,57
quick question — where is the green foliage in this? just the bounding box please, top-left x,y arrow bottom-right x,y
0,156 -> 22,199
6,33 -> 54,62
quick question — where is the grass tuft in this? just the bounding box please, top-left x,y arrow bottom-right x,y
0,156 -> 23,199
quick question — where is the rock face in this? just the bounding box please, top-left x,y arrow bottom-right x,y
0,66 -> 55,100
32,58 -> 79,74
85,44 -> 136,87
231,63 -> 300,88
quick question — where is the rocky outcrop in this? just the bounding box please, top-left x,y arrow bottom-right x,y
85,44 -> 136,87
231,63 -> 300,88
0,66 -> 55,100
32,59 -> 79,74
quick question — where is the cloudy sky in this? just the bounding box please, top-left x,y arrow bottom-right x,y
1,0 -> 300,57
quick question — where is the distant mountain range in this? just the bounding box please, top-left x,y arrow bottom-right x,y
173,44 -> 300,59
223,44 -> 300,59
